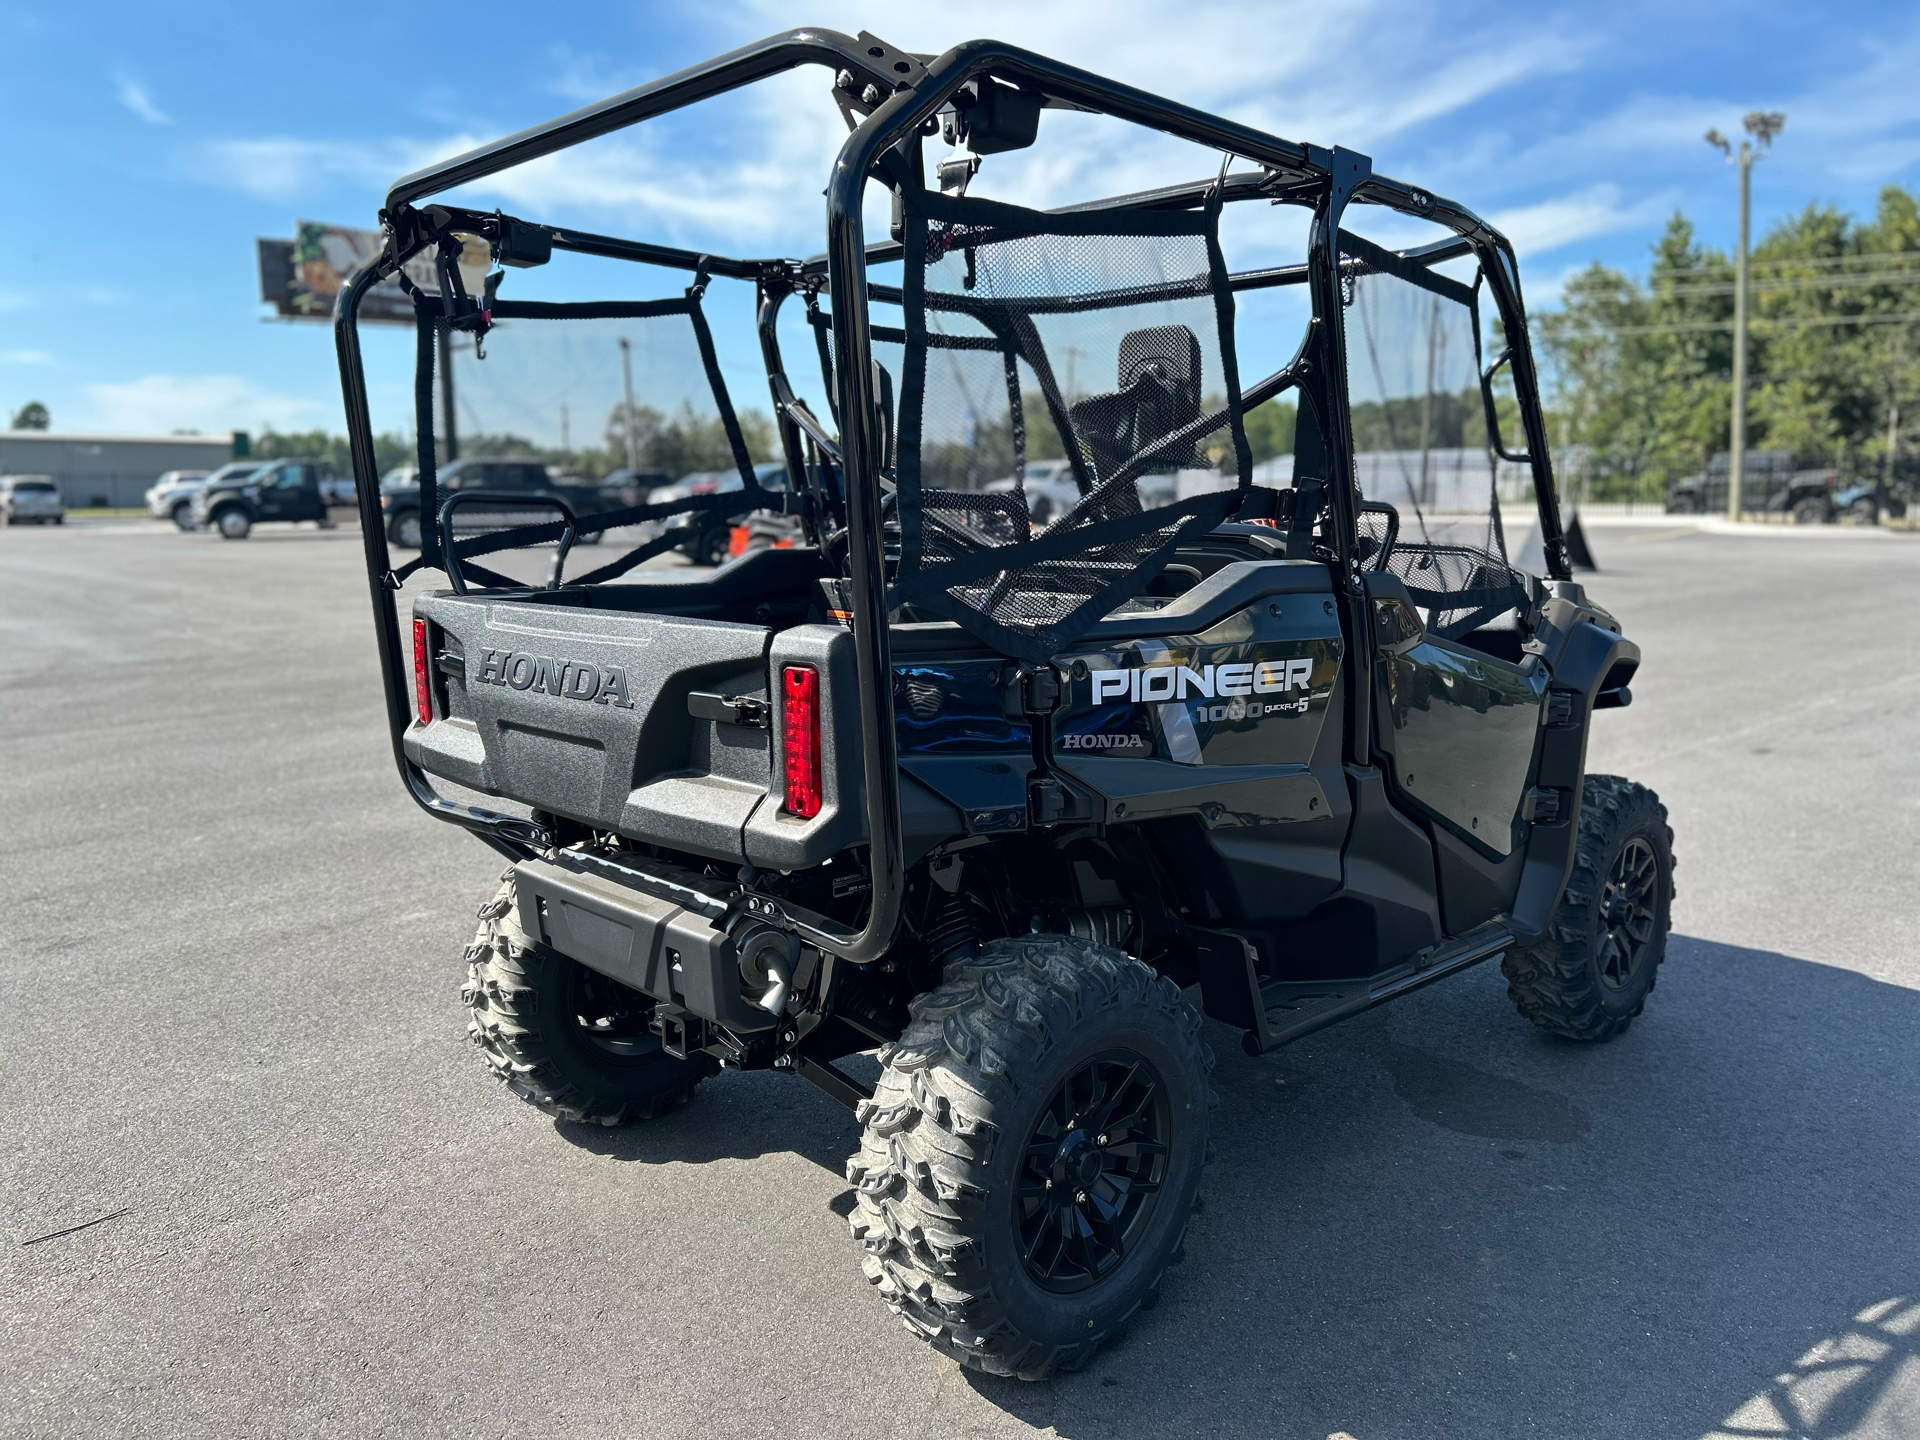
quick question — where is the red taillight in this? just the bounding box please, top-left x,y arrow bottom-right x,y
782,665 -> 822,819
412,618 -> 433,727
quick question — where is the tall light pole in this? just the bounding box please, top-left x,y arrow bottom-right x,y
1706,111 -> 1785,521
617,337 -> 639,473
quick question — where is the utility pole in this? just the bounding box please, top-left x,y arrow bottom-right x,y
1705,111 -> 1784,521
1888,395 -> 1901,487
618,337 -> 639,473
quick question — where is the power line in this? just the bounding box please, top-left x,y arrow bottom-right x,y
1651,249 -> 1920,278
1594,310 -> 1920,337
1651,270 -> 1920,299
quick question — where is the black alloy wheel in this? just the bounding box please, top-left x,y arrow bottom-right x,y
696,525 -> 732,566
850,935 -> 1214,1379
1500,774 -> 1675,1041
1598,837 -> 1658,990
1017,1050 -> 1170,1294
568,960 -> 659,1058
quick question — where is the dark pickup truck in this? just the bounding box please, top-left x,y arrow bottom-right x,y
193,458 -> 343,539
379,457 -> 647,550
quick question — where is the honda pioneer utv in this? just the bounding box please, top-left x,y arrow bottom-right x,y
333,28 -> 1671,1381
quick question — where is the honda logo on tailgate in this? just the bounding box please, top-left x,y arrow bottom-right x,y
474,649 -> 636,708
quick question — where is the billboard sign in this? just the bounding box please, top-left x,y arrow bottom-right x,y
258,222 -> 490,324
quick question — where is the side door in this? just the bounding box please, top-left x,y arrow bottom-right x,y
253,464 -> 297,520
1367,575 -> 1544,860
1335,220 -> 1548,930
286,463 -> 325,520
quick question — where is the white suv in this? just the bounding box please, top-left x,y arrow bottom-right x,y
1,475 -> 65,525
148,463 -> 259,528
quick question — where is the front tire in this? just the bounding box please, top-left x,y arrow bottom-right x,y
1791,497 -> 1828,525
462,873 -> 716,1125
1502,775 -> 1675,1041
849,935 -> 1214,1380
387,509 -> 423,550
214,508 -> 251,540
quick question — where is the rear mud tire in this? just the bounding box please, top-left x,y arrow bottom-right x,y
848,935 -> 1215,1380
462,872 -> 717,1125
1502,775 -> 1675,1041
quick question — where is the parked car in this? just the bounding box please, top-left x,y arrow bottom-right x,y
379,457 -> 638,550
1664,451 -> 1838,521
649,461 -> 790,564
983,458 -> 1084,528
599,465 -> 673,497
0,475 -> 64,525
144,469 -> 217,527
191,458 -> 335,539
1833,479 -> 1909,524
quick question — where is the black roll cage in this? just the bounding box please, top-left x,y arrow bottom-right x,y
333,26 -> 1569,967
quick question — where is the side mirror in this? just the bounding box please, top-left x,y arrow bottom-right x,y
1479,350 -> 1529,464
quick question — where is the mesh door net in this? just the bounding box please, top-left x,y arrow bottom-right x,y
885,188 -> 1253,661
400,289 -> 782,589
1340,235 -> 1528,639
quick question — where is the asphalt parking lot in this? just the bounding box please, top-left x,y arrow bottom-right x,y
2,517 -> 1915,1439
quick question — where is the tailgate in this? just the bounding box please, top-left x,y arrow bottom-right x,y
405,594 -> 773,860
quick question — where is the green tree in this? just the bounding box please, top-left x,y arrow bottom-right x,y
1538,188 -> 1920,499
254,427 -> 413,480
1243,398 -> 1297,462
604,401 -> 776,475
10,400 -> 49,430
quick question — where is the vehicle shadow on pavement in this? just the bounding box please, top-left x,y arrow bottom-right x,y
552,1065 -> 864,1178
960,936 -> 1920,1439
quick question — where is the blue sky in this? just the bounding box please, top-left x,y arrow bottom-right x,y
3,1 -> 1918,440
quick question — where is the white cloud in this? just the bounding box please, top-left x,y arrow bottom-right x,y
1489,183 -> 1679,258
182,2 -> 1589,254
78,374 -> 324,435
191,135 -> 456,202
176,2 -> 1917,290
1,349 -> 54,365
115,72 -> 171,126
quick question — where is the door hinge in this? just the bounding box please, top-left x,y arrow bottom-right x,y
1028,775 -> 1097,827
1522,787 -> 1565,824
1004,664 -> 1064,717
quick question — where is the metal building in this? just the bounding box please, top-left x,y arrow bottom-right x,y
0,432 -> 242,509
